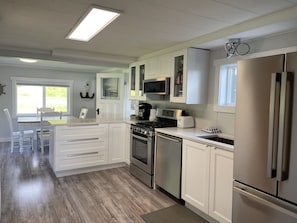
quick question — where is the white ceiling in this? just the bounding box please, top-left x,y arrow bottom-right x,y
1,0 -> 297,72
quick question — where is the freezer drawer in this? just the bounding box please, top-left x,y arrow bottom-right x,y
233,181 -> 297,223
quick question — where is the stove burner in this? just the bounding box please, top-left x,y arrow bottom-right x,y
131,118 -> 177,137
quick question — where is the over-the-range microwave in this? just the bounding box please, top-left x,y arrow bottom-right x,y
143,77 -> 170,95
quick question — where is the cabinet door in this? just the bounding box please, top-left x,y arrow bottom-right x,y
128,62 -> 146,100
124,123 -> 131,164
129,63 -> 137,99
160,53 -> 172,77
138,63 -> 146,100
146,57 -> 160,79
182,139 -> 210,214
209,148 -> 234,223
108,123 -> 125,164
170,49 -> 187,103
170,48 -> 209,104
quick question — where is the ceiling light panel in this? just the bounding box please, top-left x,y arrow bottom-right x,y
67,6 -> 121,42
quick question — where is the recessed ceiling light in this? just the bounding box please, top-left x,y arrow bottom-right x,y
19,58 -> 38,63
66,6 -> 121,42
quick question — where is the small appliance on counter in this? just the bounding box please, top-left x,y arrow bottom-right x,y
177,116 -> 194,128
149,109 -> 157,121
138,103 -> 152,120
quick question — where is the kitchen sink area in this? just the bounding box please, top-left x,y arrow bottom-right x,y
197,135 -> 234,145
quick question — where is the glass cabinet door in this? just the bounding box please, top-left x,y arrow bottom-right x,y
174,55 -> 184,97
139,64 -> 145,97
130,66 -> 136,97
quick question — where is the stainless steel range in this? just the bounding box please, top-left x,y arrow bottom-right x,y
130,108 -> 183,187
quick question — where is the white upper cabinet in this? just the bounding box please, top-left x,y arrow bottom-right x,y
146,53 -> 172,80
128,62 -> 146,100
170,48 -> 209,104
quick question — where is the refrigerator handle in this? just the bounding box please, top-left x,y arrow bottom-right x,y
234,186 -> 297,219
277,72 -> 293,181
267,73 -> 281,178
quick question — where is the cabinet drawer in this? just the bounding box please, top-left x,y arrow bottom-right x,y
55,150 -> 107,171
55,138 -> 107,154
55,124 -> 107,141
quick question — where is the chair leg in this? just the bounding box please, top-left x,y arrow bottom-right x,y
19,134 -> 24,153
31,136 -> 34,152
41,137 -> 44,154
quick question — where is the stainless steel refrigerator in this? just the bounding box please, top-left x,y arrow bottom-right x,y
233,52 -> 297,222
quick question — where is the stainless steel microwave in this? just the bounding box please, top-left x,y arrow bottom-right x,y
143,77 -> 170,95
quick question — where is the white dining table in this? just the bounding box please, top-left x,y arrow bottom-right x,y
17,116 -> 75,151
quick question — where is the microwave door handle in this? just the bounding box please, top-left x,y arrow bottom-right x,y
277,72 -> 293,181
267,73 -> 281,178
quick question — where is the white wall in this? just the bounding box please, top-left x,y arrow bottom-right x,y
147,30 -> 297,135
0,65 -> 96,141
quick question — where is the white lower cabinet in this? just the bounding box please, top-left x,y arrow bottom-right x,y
182,139 -> 233,223
124,123 -> 131,164
51,123 -> 127,175
108,123 -> 125,164
52,124 -> 109,171
182,139 -> 211,213
209,147 -> 234,223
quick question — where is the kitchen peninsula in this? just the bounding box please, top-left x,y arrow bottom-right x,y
48,118 -> 127,177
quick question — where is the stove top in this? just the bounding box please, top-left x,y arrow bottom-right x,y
135,120 -> 177,129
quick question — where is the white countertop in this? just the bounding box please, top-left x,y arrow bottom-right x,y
48,117 -> 129,126
155,127 -> 234,152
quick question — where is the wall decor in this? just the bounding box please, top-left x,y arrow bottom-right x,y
0,83 -> 6,95
80,82 -> 95,99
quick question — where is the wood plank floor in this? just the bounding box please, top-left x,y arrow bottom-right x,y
0,142 -> 175,223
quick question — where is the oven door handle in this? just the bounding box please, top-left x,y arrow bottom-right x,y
131,133 -> 148,142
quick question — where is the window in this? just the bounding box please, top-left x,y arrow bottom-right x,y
11,77 -> 73,116
213,60 -> 237,113
218,64 -> 237,106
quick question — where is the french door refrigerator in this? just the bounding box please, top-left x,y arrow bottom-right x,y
233,52 -> 297,223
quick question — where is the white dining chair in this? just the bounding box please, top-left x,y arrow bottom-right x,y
3,108 -> 34,153
79,108 -> 88,119
37,111 -> 62,154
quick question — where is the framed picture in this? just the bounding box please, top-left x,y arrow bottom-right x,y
101,77 -> 119,99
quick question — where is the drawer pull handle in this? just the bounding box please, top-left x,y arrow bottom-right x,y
67,137 -> 99,142
67,152 -> 99,157
67,124 -> 99,127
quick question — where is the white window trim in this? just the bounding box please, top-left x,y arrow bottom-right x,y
213,46 -> 297,114
11,77 -> 74,117
213,59 -> 237,114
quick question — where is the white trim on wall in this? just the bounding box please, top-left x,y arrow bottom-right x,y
11,76 -> 74,117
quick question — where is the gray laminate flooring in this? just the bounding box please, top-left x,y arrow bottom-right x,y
0,142 -> 175,223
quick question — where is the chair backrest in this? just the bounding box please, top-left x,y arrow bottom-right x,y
3,108 -> 14,133
79,108 -> 88,119
40,111 -> 62,121
37,107 -> 55,116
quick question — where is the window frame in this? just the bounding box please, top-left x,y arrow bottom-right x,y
213,58 -> 238,113
11,77 -> 74,117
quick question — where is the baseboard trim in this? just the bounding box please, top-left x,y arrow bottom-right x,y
53,162 -> 128,177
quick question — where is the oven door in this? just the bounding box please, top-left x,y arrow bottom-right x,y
130,132 -> 154,174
